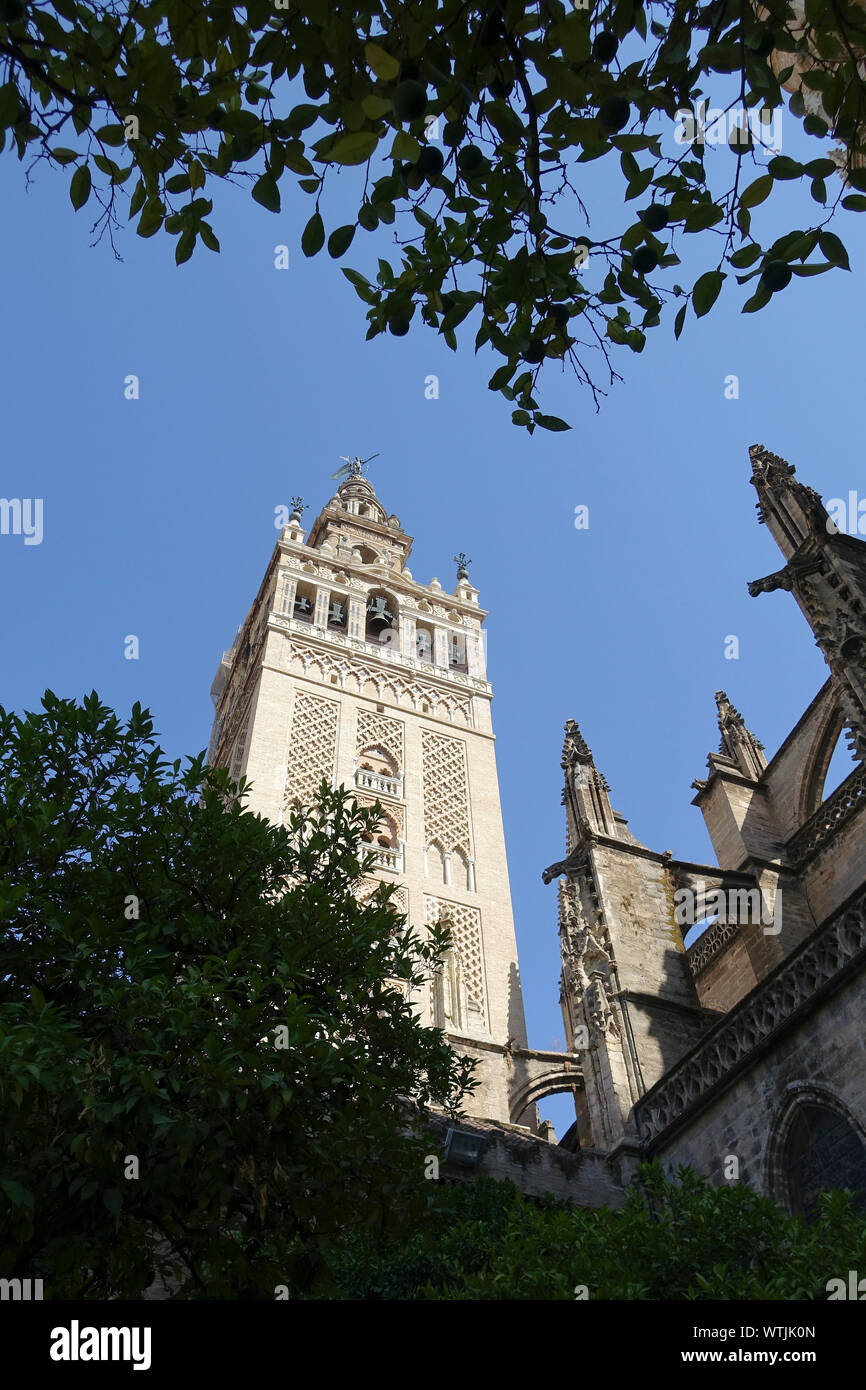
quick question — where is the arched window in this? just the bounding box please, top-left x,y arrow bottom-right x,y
416,622 -> 434,661
426,840 -> 448,886
365,591 -> 398,648
360,808 -> 402,871
355,746 -> 401,797
768,1090 -> 866,1218
293,580 -> 316,623
326,593 -> 348,632
449,631 -> 468,673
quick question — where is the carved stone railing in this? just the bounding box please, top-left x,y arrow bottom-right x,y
686,919 -> 739,977
271,615 -> 490,692
355,769 -> 402,798
636,885 -> 866,1145
370,844 -> 403,873
787,765 -> 866,868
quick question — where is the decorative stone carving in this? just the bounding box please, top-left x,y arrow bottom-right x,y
421,731 -> 473,856
276,629 -> 476,726
686,919 -> 739,976
283,692 -> 339,807
356,709 -> 404,772
637,887 -> 866,1143
786,764 -> 866,868
425,897 -> 486,1024
559,879 -> 618,1038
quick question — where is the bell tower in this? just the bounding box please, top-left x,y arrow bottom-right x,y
207,459 -> 532,1128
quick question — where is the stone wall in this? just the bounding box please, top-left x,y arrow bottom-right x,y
636,885 -> 866,1203
427,1113 -> 626,1208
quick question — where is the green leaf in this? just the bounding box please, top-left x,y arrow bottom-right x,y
625,168 -> 654,202
674,303 -> 687,340
302,211 -> 325,256
362,95 -> 393,119
488,364 -> 514,391
252,172 -> 281,212
729,244 -> 762,269
365,42 -> 400,81
391,130 -> 419,162
818,231 -> 850,269
842,194 -> 866,211
740,175 -> 773,209
343,267 -> 378,304
804,158 -> 837,177
95,124 -> 126,147
683,202 -> 724,232
175,230 -> 195,264
129,179 -> 146,218
742,282 -> 772,313
534,414 -> 571,432
692,269 -> 725,318
791,262 -> 834,276
768,155 -> 803,180
51,147 -> 79,165
1,1179 -> 34,1209
328,131 -> 379,165
69,165 -> 91,210
0,82 -> 19,128
137,198 -> 165,238
328,224 -> 356,258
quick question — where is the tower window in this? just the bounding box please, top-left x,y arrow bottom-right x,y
327,596 -> 348,632
293,581 -> 316,623
366,591 -> 398,648
449,633 -> 468,673
416,623 -> 434,661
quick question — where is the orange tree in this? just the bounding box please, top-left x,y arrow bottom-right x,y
0,691 -> 474,1298
1,0 -> 865,429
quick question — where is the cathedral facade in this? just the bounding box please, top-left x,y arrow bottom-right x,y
207,445 -> 866,1214
542,444 -> 866,1213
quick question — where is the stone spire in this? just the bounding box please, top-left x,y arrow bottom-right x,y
747,444 -> 866,764
561,719 -> 609,789
748,443 -> 830,561
560,718 -> 614,841
715,690 -> 767,780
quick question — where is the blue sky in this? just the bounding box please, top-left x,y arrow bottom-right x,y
1,102 -> 863,1134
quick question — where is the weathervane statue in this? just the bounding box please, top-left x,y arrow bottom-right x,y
332,452 -> 380,482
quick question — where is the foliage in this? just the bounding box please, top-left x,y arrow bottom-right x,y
0,690 -> 475,1298
330,1162 -> 866,1299
1,0 -> 864,428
